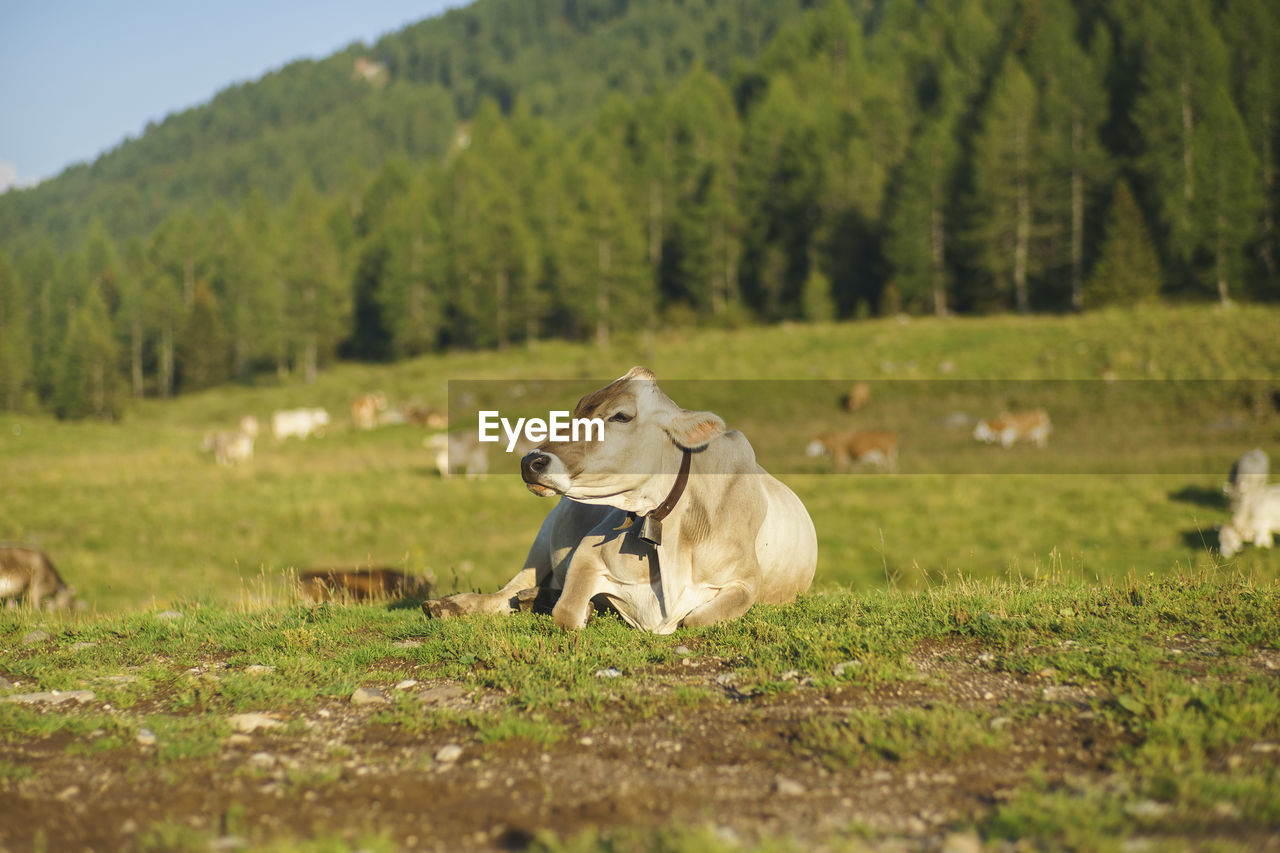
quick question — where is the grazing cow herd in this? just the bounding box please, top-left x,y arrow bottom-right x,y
3,374 -> 1272,627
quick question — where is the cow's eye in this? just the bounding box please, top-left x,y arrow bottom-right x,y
609,412 -> 633,423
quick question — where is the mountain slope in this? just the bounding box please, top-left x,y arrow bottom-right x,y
0,0 -> 811,252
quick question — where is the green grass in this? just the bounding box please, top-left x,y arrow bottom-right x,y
2,305 -> 1279,849
2,304 -> 1278,611
2,568 -> 1277,849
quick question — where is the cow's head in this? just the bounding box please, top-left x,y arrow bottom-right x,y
805,434 -> 833,458
520,367 -> 725,513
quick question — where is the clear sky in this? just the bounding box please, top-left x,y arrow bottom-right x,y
0,1 -> 471,192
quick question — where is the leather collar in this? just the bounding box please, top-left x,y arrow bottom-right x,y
648,448 -> 692,523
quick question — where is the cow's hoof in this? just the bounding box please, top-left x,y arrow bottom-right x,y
422,597 -> 467,620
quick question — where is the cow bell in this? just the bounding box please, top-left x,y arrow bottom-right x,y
639,515 -> 663,547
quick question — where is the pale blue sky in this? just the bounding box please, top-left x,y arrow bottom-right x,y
0,1 -> 470,191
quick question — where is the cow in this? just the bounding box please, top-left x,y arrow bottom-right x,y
238,415 -> 261,439
299,567 -> 431,603
351,393 -> 387,431
426,432 -> 488,479
422,366 -> 819,634
973,409 -> 1051,448
272,408 -> 330,440
0,546 -> 76,610
202,430 -> 254,466
1225,448 -> 1269,511
806,430 -> 898,473
1219,485 -> 1280,558
842,381 -> 872,413
404,403 -> 448,429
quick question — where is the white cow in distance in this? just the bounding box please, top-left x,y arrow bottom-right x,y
1219,486 -> 1280,558
272,408 -> 330,440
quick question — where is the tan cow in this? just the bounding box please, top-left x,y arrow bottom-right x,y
973,409 -> 1051,448
806,430 -> 898,473
299,567 -> 431,603
0,546 -> 76,610
423,367 -> 818,634
351,393 -> 387,431
842,381 -> 872,412
202,430 -> 254,466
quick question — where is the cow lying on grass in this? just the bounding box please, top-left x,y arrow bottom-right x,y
423,367 -> 818,633
299,567 -> 431,603
0,546 -> 77,610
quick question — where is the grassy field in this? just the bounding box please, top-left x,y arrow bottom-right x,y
1,570 -> 1277,850
2,304 -> 1279,850
1,304 -> 1278,611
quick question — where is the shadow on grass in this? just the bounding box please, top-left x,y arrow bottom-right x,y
1168,485 -> 1228,510
1180,528 -> 1223,552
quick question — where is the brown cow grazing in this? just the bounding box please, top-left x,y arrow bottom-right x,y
842,381 -> 872,412
806,430 -> 899,473
0,546 -> 77,610
351,392 -> 388,431
973,409 -> 1051,448
298,567 -> 431,604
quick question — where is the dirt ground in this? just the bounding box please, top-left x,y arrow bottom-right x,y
2,642 -> 1277,852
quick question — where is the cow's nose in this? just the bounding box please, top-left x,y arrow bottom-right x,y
521,451 -> 551,483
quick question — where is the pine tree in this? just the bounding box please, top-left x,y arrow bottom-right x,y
800,264 -> 836,321
968,55 -> 1039,313
1193,87 -> 1263,302
379,172 -> 445,358
283,178 -> 346,382
53,284 -> 124,420
740,75 -> 825,319
0,253 -> 32,410
18,243 -> 59,403
1023,1 -> 1112,310
176,281 -> 231,392
1132,0 -> 1258,300
886,106 -> 960,315
1084,180 -> 1162,308
1216,0 -> 1280,293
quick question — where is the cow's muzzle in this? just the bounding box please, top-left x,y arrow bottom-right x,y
521,451 -> 558,496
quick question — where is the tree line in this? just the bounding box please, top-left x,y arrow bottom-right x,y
0,0 -> 1276,418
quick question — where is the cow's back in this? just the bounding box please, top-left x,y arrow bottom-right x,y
0,547 -> 68,606
754,469 -> 818,604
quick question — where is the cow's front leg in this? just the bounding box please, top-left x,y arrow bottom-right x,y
423,589 -> 518,619
680,582 -> 754,628
423,564 -> 544,620
552,553 -> 607,630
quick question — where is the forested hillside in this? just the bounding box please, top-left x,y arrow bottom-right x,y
1,0 -> 1277,418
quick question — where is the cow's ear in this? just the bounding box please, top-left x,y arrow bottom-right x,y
662,408 -> 725,451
